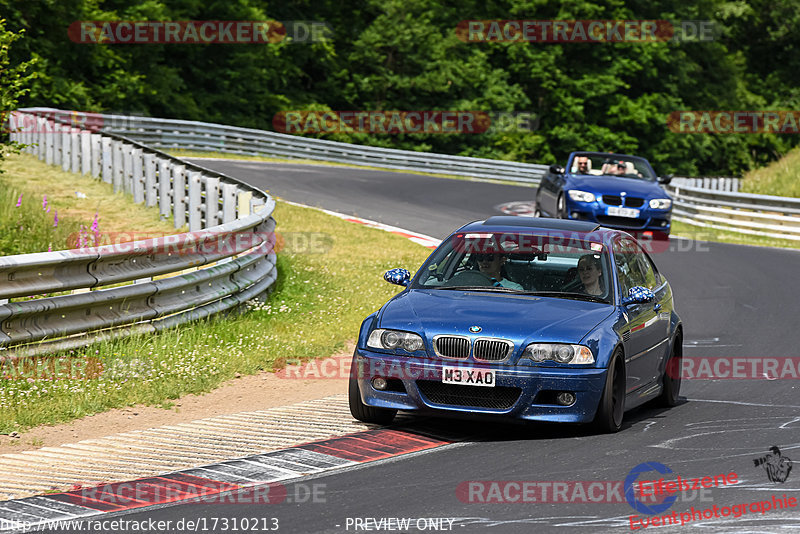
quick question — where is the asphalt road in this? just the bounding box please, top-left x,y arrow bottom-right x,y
63,160 -> 800,533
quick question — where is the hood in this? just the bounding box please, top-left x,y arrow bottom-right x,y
567,175 -> 666,198
379,289 -> 614,346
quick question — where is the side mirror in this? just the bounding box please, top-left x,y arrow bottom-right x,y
621,286 -> 655,306
384,268 -> 411,287
658,174 -> 673,185
549,164 -> 565,175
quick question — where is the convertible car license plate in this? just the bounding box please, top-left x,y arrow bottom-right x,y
607,206 -> 640,218
442,366 -> 495,387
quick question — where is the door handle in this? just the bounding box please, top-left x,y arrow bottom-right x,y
654,303 -> 662,312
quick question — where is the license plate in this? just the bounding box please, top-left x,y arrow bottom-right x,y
607,206 -> 640,218
442,366 -> 495,387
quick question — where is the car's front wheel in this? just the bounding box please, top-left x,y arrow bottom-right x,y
594,349 -> 625,433
349,375 -> 397,425
556,193 -> 567,219
657,333 -> 682,407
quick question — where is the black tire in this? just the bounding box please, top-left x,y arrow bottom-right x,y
349,375 -> 397,425
594,350 -> 625,433
534,191 -> 543,217
556,193 -> 567,219
657,333 -> 682,407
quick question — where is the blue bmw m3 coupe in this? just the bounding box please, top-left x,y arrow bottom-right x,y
349,217 -> 682,433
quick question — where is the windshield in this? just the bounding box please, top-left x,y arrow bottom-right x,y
570,154 -> 656,181
413,232 -> 613,303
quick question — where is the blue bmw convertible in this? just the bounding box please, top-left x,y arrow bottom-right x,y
349,217 -> 682,433
535,152 -> 673,235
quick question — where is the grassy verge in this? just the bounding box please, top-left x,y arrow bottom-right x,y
671,220 -> 800,250
168,149 -> 534,188
0,153 -> 180,256
740,145 -> 800,198
0,197 -> 430,432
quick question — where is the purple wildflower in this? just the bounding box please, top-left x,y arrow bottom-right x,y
53,210 -> 59,228
42,195 -> 47,210
91,212 -> 100,246
15,194 -> 22,207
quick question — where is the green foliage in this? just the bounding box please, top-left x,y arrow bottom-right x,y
0,17 -> 37,172
2,0 -> 798,176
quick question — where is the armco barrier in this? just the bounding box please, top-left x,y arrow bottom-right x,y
1,110 -> 277,358
20,108 -> 550,184
665,184 -> 800,240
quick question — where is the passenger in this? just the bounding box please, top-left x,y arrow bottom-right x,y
475,253 -> 523,290
601,159 -> 628,176
577,254 -> 604,296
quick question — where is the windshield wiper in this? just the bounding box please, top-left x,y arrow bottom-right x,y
527,291 -> 610,303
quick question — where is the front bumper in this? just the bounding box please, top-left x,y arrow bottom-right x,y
354,349 -> 608,423
565,198 -> 671,233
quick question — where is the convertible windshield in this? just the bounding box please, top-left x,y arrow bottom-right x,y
570,154 -> 656,181
413,232 -> 612,303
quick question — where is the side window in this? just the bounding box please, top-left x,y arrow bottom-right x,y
613,239 -> 638,294
635,253 -> 659,289
616,238 -> 659,291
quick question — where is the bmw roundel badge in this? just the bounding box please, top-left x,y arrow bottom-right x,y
469,326 -> 482,333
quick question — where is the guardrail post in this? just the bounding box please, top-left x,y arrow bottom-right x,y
61,126 -> 71,171
112,141 -> 124,193
132,148 -> 144,203
53,122 -> 63,167
204,177 -> 220,228
172,164 -> 186,228
157,157 -> 172,220
144,153 -> 157,207
36,117 -> 47,159
71,130 -> 80,173
101,137 -> 112,183
237,190 -> 252,218
222,183 -> 238,223
45,120 -> 55,165
80,131 -> 91,175
123,143 -> 134,194
188,172 -> 202,231
90,134 -> 102,178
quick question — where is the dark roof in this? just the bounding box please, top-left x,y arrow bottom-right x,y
479,216 -> 601,232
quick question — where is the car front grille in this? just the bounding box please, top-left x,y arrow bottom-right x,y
596,215 -> 647,229
416,380 -> 521,410
434,336 -> 470,359
474,339 -> 513,361
602,195 -> 644,208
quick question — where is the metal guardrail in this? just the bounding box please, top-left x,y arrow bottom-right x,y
671,176 -> 740,192
20,108 -> 549,184
2,110 -> 278,358
15,109 -> 800,244
666,184 -> 800,240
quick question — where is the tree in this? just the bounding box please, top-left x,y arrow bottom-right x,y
0,17 -> 37,172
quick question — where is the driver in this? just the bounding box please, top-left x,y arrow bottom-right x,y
475,253 -> 523,290
574,156 -> 591,174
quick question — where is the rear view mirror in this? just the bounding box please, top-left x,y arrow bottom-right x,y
384,268 -> 411,287
621,286 -> 656,305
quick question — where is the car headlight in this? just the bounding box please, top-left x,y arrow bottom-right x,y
649,198 -> 672,210
567,190 -> 596,203
518,343 -> 594,365
367,329 -> 425,354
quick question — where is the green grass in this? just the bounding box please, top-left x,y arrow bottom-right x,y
740,145 -> 800,198
671,220 -> 800,250
0,200 -> 430,432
